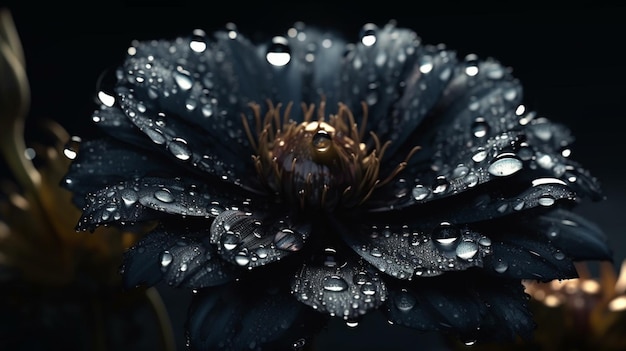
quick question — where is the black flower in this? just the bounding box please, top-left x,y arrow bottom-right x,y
63,21 -> 612,350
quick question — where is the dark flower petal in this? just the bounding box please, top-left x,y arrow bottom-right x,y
385,271 -> 534,342
529,208 -> 611,261
260,23 -> 346,112
76,176 -> 259,231
188,280 -> 326,351
291,257 -> 387,320
484,234 -> 577,281
63,138 -> 174,208
121,225 -> 238,289
337,23 -> 456,155
208,209 -> 311,268
336,219 -> 490,278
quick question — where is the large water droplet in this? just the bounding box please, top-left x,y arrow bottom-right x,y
431,222 -> 460,249
154,188 -> 174,203
488,155 -> 523,177
412,185 -> 430,201
161,251 -> 173,267
322,275 -> 348,292
456,241 -> 479,260
494,259 -> 508,273
168,138 -> 192,161
274,228 -> 304,252
395,289 -> 417,312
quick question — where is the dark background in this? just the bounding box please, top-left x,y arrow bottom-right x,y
3,2 -> 626,350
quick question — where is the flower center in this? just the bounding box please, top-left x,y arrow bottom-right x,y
242,100 -> 419,210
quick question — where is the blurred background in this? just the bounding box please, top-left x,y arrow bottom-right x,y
2,2 -> 625,350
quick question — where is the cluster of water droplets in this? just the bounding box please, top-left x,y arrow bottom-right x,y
208,209 -> 311,269
291,252 -> 387,322
345,222 -> 492,279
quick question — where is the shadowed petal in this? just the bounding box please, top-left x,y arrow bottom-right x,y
188,279 -> 327,351
121,225 -> 239,289
385,271 -> 534,343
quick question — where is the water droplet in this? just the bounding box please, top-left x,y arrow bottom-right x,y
63,136 -> 82,160
431,222 -> 460,249
222,232 -> 239,251
456,241 -> 478,260
161,251 -> 173,267
360,282 -> 377,296
419,56 -> 434,74
494,259 -> 508,273
471,117 -> 489,138
464,54 -> 480,76
235,251 -> 250,266
538,194 -> 556,207
292,338 -> 306,351
173,69 -> 193,91
120,189 -> 138,207
168,138 -> 192,161
488,155 -> 523,177
312,130 -> 332,151
322,275 -> 348,292
472,148 -> 488,163
266,36 -> 291,66
395,289 -> 416,312
189,29 -> 207,53
360,23 -> 378,46
412,185 -> 430,201
432,176 -> 449,194
370,247 -> 383,258
274,228 -> 304,252
97,91 -> 116,107
353,271 -> 370,285
154,188 -> 174,203
554,250 -> 565,260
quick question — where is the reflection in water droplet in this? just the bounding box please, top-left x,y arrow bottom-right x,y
274,228 -> 304,252
322,275 -> 348,292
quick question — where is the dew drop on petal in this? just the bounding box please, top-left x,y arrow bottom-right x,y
412,185 -> 430,201
154,188 -> 174,203
395,289 -> 417,312
488,156 -> 523,177
120,189 -> 138,207
455,241 -> 479,260
538,194 -> 556,207
431,222 -> 460,250
173,69 -> 193,91
322,275 -> 349,292
161,251 -> 173,267
168,138 -> 192,161
494,259 -> 508,273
